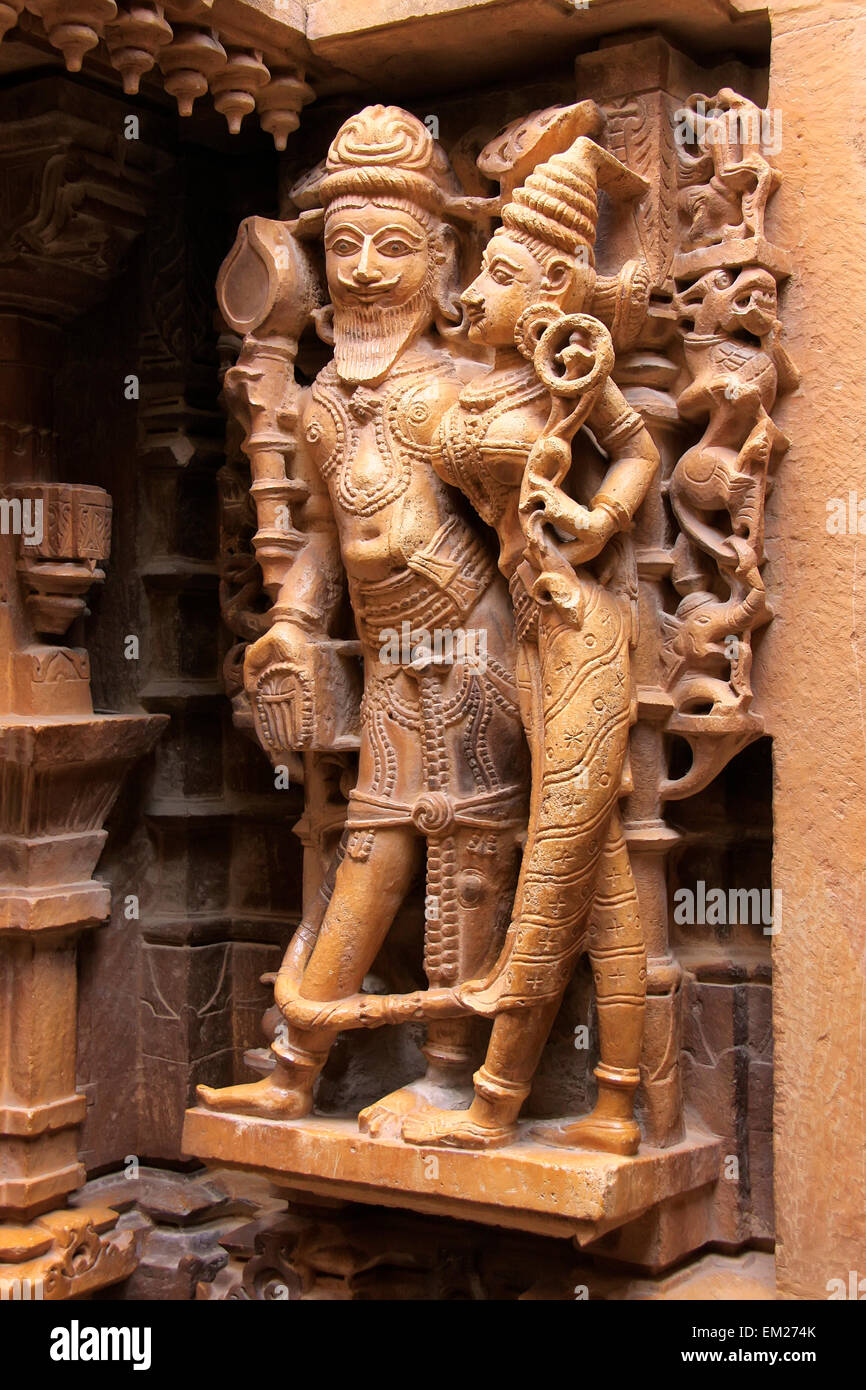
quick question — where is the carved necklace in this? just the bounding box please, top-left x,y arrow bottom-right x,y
310,360 -> 447,518
459,360 -> 541,412
439,363 -> 544,527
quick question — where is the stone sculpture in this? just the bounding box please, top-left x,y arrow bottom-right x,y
401,106 -> 659,1152
2,0 -> 857,1309
661,86 -> 799,789
199,106 -> 529,1132
197,99 -> 655,1155
197,89 -> 795,1162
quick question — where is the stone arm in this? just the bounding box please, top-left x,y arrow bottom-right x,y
243,404 -> 359,759
588,379 -> 660,533
523,378 -> 659,568
266,398 -> 344,635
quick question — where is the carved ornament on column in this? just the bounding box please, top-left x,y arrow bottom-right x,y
12,481 -> 111,636
661,89 -> 798,800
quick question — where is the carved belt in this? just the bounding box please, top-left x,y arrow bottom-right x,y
345,784 -> 526,835
347,781 -> 526,987
350,515 -> 496,652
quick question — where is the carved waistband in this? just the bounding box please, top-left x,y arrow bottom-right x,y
350,516 -> 497,651
346,784 -> 526,836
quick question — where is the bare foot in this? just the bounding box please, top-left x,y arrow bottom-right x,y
532,1112 -> 640,1156
359,1088 -> 431,1139
196,1075 -> 312,1120
401,1105 -> 517,1150
359,1076 -> 474,1138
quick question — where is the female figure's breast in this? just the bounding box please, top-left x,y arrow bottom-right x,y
436,396 -> 545,577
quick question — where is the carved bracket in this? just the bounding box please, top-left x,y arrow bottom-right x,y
11,482 -> 111,637
661,89 -> 798,801
1,3 -> 314,148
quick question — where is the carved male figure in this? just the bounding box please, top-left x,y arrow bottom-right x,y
198,107 -> 527,1128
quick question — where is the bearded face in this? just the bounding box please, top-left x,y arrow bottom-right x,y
324,199 -> 437,385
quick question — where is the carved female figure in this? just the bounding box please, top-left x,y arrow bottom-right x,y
402,122 -> 660,1153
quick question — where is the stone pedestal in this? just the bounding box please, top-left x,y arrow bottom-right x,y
0,715 -> 165,1298
184,1107 -> 721,1251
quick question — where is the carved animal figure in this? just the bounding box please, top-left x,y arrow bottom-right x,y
661,541 -> 770,712
669,267 -> 796,565
678,89 -> 781,248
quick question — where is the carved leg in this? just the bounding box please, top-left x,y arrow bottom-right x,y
731,415 -> 779,556
359,1017 -> 477,1136
403,593 -> 633,1150
401,993 -> 564,1148
534,808 -> 646,1155
361,824 -> 520,1136
198,827 -> 422,1117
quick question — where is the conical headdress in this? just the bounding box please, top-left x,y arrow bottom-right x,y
501,135 -> 648,267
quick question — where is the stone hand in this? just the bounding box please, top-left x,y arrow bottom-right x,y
560,504 -> 618,565
521,478 -> 616,568
244,620 -> 317,756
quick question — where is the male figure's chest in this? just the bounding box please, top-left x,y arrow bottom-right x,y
305,369 -> 453,520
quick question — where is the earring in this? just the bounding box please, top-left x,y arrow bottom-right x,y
514,301 -> 560,360
434,289 -> 468,340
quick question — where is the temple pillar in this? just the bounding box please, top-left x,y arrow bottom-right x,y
0,80 -> 166,1299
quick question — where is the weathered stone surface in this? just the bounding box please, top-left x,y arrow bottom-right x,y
185,1107 -> 722,1244
758,0 -> 866,1300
